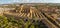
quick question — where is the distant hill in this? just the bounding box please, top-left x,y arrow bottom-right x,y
0,3 -> 60,8
0,3 -> 60,6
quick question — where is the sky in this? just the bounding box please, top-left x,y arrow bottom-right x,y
0,0 -> 60,4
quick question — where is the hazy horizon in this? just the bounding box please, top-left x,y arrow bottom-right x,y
0,0 -> 60,4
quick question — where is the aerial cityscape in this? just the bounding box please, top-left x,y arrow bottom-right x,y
0,3 -> 60,28
0,0 -> 60,28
